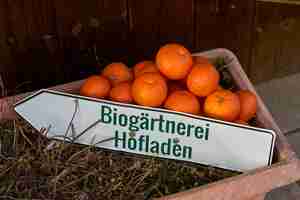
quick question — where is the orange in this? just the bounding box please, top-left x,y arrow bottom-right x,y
156,43 -> 193,80
237,90 -> 257,121
204,90 -> 240,121
102,62 -> 133,86
131,72 -> 168,107
133,61 -> 159,78
234,119 -> 249,125
193,55 -> 211,64
80,75 -> 111,98
187,63 -> 220,97
109,82 -> 133,103
164,90 -> 200,115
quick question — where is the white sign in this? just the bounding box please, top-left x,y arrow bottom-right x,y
14,89 -> 276,172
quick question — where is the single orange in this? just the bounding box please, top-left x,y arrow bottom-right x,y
131,72 -> 168,107
237,90 -> 257,121
164,90 -> 200,115
109,82 -> 133,103
80,75 -> 111,99
204,90 -> 240,122
102,62 -> 133,86
156,43 -> 193,80
234,119 -> 249,125
187,63 -> 220,97
193,55 -> 211,64
133,61 -> 159,78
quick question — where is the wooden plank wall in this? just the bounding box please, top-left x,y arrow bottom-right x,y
0,0 -> 256,94
251,1 -> 300,83
0,0 -> 15,92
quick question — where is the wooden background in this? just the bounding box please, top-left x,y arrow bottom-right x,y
0,0 -> 299,95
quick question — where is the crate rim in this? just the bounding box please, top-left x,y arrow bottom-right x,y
0,48 -> 299,200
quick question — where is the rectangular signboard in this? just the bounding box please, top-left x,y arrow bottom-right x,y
14,89 -> 276,172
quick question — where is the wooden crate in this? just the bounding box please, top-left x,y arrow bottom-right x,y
0,49 -> 299,200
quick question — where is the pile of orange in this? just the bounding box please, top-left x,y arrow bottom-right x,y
80,43 -> 257,125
